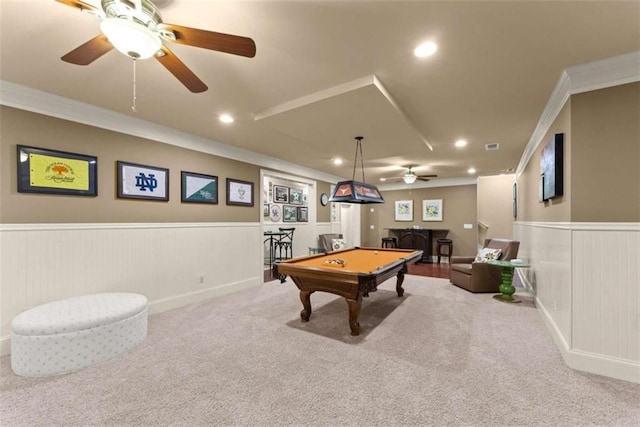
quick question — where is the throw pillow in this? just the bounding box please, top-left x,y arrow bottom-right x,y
474,248 -> 502,263
332,238 -> 346,251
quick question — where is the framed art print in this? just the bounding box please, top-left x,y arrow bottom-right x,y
394,200 -> 413,221
17,145 -> 97,196
181,171 -> 218,204
540,133 -> 564,200
283,205 -> 297,222
422,199 -> 443,221
274,185 -> 289,203
117,161 -> 169,201
226,178 -> 254,206
289,188 -> 303,205
297,206 -> 308,222
269,204 -> 282,222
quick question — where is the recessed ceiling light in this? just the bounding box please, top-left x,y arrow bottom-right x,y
219,114 -> 234,123
467,168 -> 476,174
379,177 -> 387,182
333,158 -> 343,166
414,42 -> 438,58
455,139 -> 467,148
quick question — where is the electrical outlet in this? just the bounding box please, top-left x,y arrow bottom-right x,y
370,225 -> 375,229
464,223 -> 473,229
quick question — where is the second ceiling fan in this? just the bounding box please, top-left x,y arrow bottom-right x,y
387,166 -> 437,184
55,0 -> 257,93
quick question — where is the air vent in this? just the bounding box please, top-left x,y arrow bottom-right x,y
485,143 -> 500,151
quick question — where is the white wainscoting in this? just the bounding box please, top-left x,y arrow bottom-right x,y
0,222 -> 264,355
514,222 -> 640,383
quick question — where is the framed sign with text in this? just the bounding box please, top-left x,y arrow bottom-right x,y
17,145 -> 98,196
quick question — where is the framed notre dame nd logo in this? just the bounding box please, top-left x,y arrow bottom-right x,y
117,160 -> 169,201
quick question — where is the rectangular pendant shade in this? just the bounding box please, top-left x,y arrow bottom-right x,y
328,180 -> 385,204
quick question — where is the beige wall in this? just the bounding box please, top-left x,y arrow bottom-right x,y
477,175 -> 515,245
570,82 -> 640,222
518,100 -> 572,222
361,185 -> 477,257
316,181 -> 332,223
1,107 -> 260,223
517,83 -> 639,222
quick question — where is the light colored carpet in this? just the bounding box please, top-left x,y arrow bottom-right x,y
1,275 -> 638,426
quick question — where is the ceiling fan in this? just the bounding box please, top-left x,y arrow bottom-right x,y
385,166 -> 438,184
55,0 -> 256,93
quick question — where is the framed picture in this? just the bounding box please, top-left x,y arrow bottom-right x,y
270,204 -> 282,222
540,133 -> 564,200
422,199 -> 443,221
297,206 -> 308,222
289,187 -> 303,205
181,171 -> 218,204
17,145 -> 98,196
274,185 -> 289,203
539,176 -> 546,202
264,203 -> 270,217
395,200 -> 413,221
283,205 -> 297,222
117,160 -> 168,201
226,178 -> 254,206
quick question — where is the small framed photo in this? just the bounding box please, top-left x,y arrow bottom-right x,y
283,205 -> 297,222
264,203 -> 270,217
274,185 -> 289,203
289,188 -> 304,205
394,200 -> 413,221
270,204 -> 282,222
17,145 -> 98,196
422,199 -> 443,221
226,178 -> 254,206
181,171 -> 218,204
297,206 -> 308,222
117,160 -> 168,201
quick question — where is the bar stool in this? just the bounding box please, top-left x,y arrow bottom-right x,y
381,237 -> 397,248
436,238 -> 453,264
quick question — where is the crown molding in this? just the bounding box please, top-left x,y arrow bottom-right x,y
0,80 -> 343,185
515,51 -> 640,177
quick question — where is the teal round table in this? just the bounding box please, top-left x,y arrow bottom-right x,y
488,260 -> 530,303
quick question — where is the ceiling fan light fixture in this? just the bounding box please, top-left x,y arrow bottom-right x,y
100,18 -> 162,59
402,172 -> 417,184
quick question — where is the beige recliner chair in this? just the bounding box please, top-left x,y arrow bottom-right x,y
449,238 -> 520,293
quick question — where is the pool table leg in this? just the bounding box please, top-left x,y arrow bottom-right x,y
299,290 -> 314,322
346,296 -> 362,336
396,270 -> 406,297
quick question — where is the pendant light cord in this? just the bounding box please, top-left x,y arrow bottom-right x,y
351,136 -> 366,183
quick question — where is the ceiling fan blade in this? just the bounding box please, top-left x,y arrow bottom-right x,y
418,174 -> 438,178
55,0 -> 100,13
61,35 -> 113,65
161,23 -> 256,58
155,46 -> 208,93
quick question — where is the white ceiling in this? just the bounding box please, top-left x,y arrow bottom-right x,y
1,0 -> 639,186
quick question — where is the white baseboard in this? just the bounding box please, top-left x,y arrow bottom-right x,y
0,277 -> 263,357
536,295 -> 639,384
147,277 -> 262,314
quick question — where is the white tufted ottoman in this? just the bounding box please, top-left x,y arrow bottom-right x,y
11,293 -> 148,377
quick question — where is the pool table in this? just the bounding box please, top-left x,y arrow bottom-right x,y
274,247 -> 423,336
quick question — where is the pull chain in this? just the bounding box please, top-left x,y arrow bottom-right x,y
131,59 -> 137,112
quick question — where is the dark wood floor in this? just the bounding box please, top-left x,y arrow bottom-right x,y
264,262 -> 451,282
